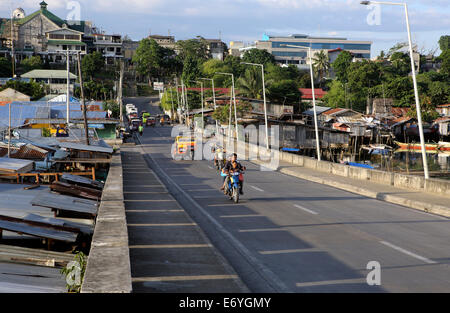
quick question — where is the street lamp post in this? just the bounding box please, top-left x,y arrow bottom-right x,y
241,62 -> 270,150
216,72 -> 238,142
280,44 -> 321,161
66,50 -> 70,125
201,78 -> 219,135
187,80 -> 205,130
360,1 -> 429,179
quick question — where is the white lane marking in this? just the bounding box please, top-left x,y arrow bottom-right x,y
249,185 -> 264,192
380,241 -> 437,264
220,214 -> 262,218
259,248 -> 322,255
294,204 -> 318,215
208,165 -> 214,169
296,278 -> 366,287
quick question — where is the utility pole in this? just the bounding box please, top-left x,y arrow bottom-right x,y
118,60 -> 124,124
10,12 -> 15,78
77,52 -> 89,145
66,50 -> 70,125
8,102 -> 11,158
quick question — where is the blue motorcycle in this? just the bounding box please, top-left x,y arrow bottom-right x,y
221,170 -> 243,203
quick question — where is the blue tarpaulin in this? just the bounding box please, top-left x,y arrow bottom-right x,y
348,162 -> 374,169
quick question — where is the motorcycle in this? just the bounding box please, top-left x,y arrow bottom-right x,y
221,170 -> 243,203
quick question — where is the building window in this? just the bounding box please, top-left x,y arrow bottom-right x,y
49,34 -> 65,39
65,35 -> 80,40
62,45 -> 67,50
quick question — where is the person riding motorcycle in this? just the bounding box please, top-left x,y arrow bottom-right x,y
213,145 -> 226,170
220,153 -> 246,195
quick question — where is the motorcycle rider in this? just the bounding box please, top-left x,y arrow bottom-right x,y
213,145 -> 225,170
220,153 -> 246,195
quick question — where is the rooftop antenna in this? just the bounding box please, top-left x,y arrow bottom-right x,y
168,29 -> 171,36
219,30 -> 221,41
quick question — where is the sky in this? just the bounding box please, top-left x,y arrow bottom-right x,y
1,0 -> 449,57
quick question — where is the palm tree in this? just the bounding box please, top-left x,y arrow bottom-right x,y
312,50 -> 330,82
237,67 -> 265,99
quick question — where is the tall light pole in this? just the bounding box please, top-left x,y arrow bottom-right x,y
216,72 -> 238,141
201,78 -> 219,135
360,1 -> 429,179
66,50 -> 70,125
241,62 -> 269,149
10,11 -> 15,78
187,80 -> 205,130
280,44 -> 321,161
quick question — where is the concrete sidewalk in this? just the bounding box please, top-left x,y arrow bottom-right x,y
253,159 -> 450,218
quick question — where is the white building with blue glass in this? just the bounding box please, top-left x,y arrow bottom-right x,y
242,34 -> 372,70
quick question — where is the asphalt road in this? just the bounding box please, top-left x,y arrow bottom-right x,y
124,97 -> 450,293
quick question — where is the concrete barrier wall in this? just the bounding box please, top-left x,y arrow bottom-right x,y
81,150 -> 132,293
424,178 -> 450,195
370,170 -> 394,186
393,173 -> 424,190
331,163 -> 349,178
221,134 -> 450,197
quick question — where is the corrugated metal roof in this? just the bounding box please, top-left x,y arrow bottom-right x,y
21,70 -> 77,80
59,142 -> 113,154
0,216 -> 78,242
0,262 -> 66,293
302,106 -> 332,116
0,157 -> 34,173
31,191 -> 98,216
61,173 -> 104,190
0,104 -> 38,128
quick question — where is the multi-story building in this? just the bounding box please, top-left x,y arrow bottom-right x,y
87,32 -> 123,65
148,35 -> 176,50
0,2 -> 93,64
204,39 -> 227,60
236,34 -> 372,70
0,1 -> 124,66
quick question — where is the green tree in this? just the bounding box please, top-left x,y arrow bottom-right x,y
82,51 -> 104,80
265,64 -> 302,82
312,50 -> 330,82
347,60 -> 383,111
388,52 -> 411,76
385,76 -> 415,107
322,80 -> 346,108
102,100 -> 120,118
2,80 -> 47,100
331,51 -> 353,83
438,35 -> 450,52
133,39 -> 167,82
160,88 -> 178,111
428,81 -> 450,106
267,79 -> 302,105
181,55 -> 201,84
176,37 -> 210,62
0,57 -> 11,77
242,49 -> 276,66
407,95 -> 440,123
237,67 -> 264,99
438,49 -> 450,76
20,56 -> 43,72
